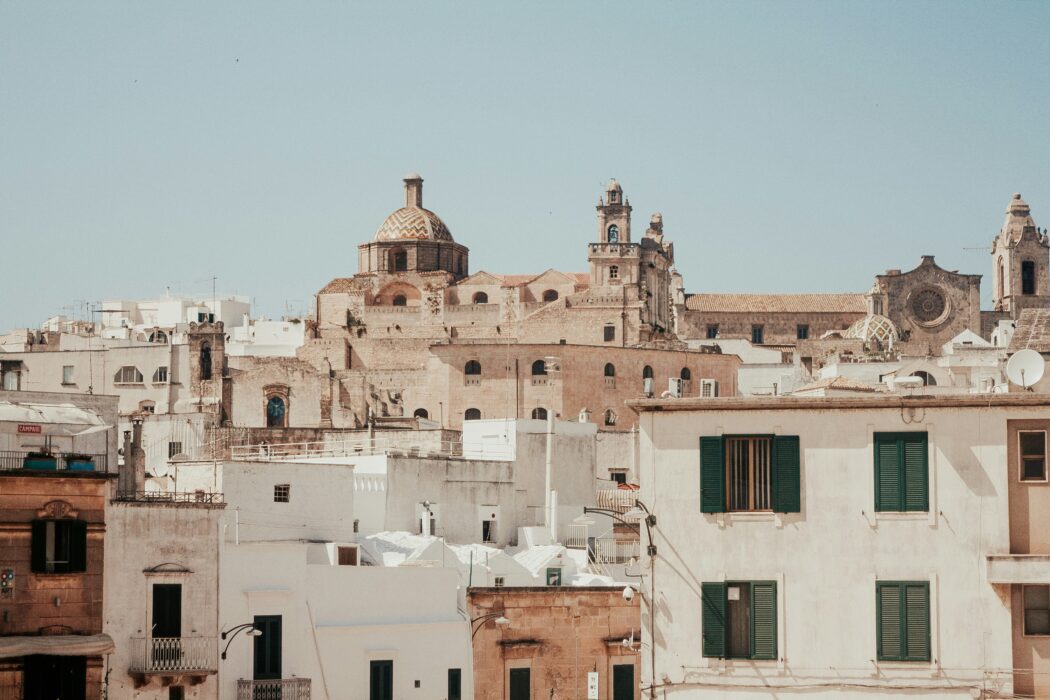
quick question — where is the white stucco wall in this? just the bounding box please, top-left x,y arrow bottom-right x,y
636,402 -> 1020,697
220,541 -> 472,700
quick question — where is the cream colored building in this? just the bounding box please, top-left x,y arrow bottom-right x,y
630,393 -> 1050,698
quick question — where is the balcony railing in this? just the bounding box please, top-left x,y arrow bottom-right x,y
0,450 -> 108,473
593,537 -> 640,564
129,636 -> 218,674
237,678 -> 311,700
230,436 -> 515,462
115,490 -> 224,504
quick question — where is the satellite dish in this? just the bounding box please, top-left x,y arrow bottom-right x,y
1007,349 -> 1045,389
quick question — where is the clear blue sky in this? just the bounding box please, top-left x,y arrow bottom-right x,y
2,1 -> 1048,329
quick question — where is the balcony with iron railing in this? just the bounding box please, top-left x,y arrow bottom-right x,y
129,636 -> 218,679
229,436 -> 515,462
115,490 -> 224,505
237,678 -> 311,700
0,450 -> 109,474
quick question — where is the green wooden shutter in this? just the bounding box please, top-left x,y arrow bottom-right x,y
877,582 -> 902,661
772,436 -> 801,513
903,582 -> 931,661
700,437 -> 725,513
68,521 -> 88,573
874,434 -> 902,512
701,582 -> 727,658
30,520 -> 47,573
750,581 -> 777,660
902,434 -> 929,512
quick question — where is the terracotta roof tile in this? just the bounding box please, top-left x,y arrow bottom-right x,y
684,293 -> 867,314
793,376 -> 881,393
319,278 -> 356,293
1009,308 -> 1050,354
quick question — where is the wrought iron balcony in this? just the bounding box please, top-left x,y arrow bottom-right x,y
129,636 -> 218,675
0,450 -> 108,473
237,678 -> 311,700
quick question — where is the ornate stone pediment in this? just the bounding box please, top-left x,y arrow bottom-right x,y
37,500 -> 78,520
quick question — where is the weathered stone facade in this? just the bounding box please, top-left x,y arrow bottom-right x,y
469,587 -> 640,700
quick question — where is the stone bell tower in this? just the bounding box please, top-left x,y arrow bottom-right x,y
991,193 -> 1050,315
589,180 -> 639,289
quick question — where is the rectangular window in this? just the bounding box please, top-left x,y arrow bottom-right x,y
1024,585 -> 1050,635
876,581 -> 930,662
337,546 -> 358,566
153,366 -> 169,383
31,520 -> 87,573
546,568 -> 562,586
273,484 -> 290,503
702,581 -> 777,660
448,669 -> 462,700
604,325 -> 616,342
482,519 -> 496,543
874,432 -> 929,512
1020,431 -> 1047,481
700,435 -> 800,514
796,324 -> 809,340
725,437 -> 773,511
706,324 -> 719,339
62,366 -> 75,385
610,471 -> 627,485
370,660 -> 393,700
168,441 -> 183,459
169,688 -> 185,700
494,576 -> 505,587
751,325 -> 764,345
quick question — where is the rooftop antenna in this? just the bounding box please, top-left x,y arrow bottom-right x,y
1006,349 -> 1044,390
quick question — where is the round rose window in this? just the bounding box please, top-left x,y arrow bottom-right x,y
911,288 -> 949,326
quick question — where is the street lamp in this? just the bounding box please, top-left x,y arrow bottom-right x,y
220,623 -> 263,660
580,498 -> 657,699
470,611 -> 511,640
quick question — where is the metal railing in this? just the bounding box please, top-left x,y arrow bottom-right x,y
230,436 -> 515,462
129,636 -> 217,674
594,537 -> 640,564
115,491 -> 224,504
237,678 -> 311,700
0,450 -> 108,473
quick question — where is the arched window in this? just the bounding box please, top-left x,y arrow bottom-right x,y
1023,260 -> 1036,295
465,408 -> 481,421
413,408 -> 429,419
392,295 -> 407,307
609,265 -> 619,280
642,365 -> 654,380
604,409 -> 617,426
472,292 -> 488,304
604,363 -> 616,377
149,330 -> 168,344
531,407 -> 548,420
607,224 -> 620,243
465,360 -> 481,376
266,396 -> 286,428
200,342 -> 212,381
680,368 -> 691,380
998,257 -> 1005,298
542,289 -> 559,302
392,250 -> 408,272
531,360 -> 548,376
911,371 -> 937,387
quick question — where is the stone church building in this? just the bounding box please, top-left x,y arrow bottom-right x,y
224,178 -> 1046,432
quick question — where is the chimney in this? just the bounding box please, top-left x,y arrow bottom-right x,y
403,173 -> 423,208
118,429 -> 133,497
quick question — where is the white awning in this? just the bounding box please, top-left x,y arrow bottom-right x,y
0,401 -> 111,437
0,633 -> 115,659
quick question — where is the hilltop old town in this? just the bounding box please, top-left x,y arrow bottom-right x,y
2,173 -> 1050,699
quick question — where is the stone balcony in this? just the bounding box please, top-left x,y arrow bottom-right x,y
987,554 -> 1050,584
129,636 -> 217,687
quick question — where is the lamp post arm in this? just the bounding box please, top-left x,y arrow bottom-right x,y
220,623 -> 259,660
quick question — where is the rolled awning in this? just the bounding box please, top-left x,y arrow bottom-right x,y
0,633 -> 114,659
0,401 -> 111,437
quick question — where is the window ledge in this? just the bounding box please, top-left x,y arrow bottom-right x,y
722,512 -> 777,523
873,660 -> 938,673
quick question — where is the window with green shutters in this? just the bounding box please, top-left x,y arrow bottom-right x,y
874,433 -> 928,512
876,581 -> 930,662
702,581 -> 777,660
700,436 -> 800,513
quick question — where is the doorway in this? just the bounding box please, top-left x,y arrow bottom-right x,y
613,663 -> 635,700
253,615 -> 282,681
23,655 -> 86,700
509,667 -> 530,700
370,660 -> 393,700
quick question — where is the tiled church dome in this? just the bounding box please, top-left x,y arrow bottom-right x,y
373,173 -> 454,242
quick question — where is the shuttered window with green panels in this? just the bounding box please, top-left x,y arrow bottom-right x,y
876,581 -> 930,662
874,433 -> 928,512
700,436 -> 800,513
701,581 -> 777,660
